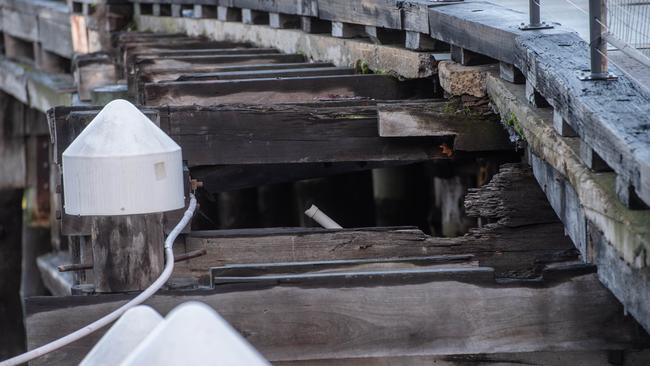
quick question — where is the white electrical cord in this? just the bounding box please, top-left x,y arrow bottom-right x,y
0,194 -> 197,366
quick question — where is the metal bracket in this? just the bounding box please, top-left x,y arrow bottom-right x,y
577,70 -> 618,81
519,22 -> 554,31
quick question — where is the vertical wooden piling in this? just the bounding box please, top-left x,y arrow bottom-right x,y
90,214 -> 164,293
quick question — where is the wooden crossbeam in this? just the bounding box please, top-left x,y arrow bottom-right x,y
24,267 -> 647,365
141,74 -> 430,105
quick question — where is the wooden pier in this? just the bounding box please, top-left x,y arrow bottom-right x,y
0,0 -> 649,364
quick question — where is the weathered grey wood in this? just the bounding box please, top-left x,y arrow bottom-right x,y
233,0 -> 316,16
331,21 -> 365,38
486,75 -> 650,331
134,53 -> 305,72
317,0 -> 401,29
552,109 -> 577,137
142,74 -> 426,106
0,188 -> 25,359
24,270 -> 648,365
377,101 -> 512,152
269,12 -> 300,29
401,0 -> 433,33
139,62 -> 335,85
1,8 -> 38,41
241,8 -> 268,25
90,214 -> 164,293
580,140 -> 611,172
405,31 -> 444,51
428,2 -> 564,66
499,62 -> 524,84
450,45 -> 496,66
37,17 -> 74,58
525,79 -> 550,108
300,16 -> 330,34
217,5 -> 241,21
167,103 -> 449,165
73,53 -> 117,101
517,32 -> 650,207
365,26 -> 404,45
176,66 -> 355,81
3,33 -> 37,64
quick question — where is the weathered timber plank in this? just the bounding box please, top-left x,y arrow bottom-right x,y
37,17 -> 73,58
233,0 -> 317,16
517,32 -> 650,207
24,271 -> 648,365
377,101 -> 512,152
317,0 -> 401,29
135,15 -> 438,79
274,351 -> 650,366
142,74 -> 429,105
0,57 -> 75,113
427,1 -> 566,65
176,66 -> 355,81
1,8 -> 38,41
138,62 -> 334,84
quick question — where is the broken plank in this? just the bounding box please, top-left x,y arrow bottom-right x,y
377,101 -> 512,152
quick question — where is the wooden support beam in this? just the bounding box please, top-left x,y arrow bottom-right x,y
90,214 -> 165,293
300,16 -> 330,34
138,62 -> 335,85
142,74 -> 429,106
241,8 -> 268,25
175,66 -> 355,81
217,6 -> 241,22
317,0 -> 401,29
365,26 -> 404,45
269,13 -> 300,29
331,21 -> 365,38
24,267 -> 648,365
73,52 -> 117,101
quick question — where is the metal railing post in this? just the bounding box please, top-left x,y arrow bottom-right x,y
520,0 -> 553,30
579,0 -> 617,80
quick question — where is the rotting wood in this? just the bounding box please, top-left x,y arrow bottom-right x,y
377,101 -> 512,152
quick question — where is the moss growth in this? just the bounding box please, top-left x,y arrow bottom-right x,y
355,59 -> 373,74
505,112 -> 525,140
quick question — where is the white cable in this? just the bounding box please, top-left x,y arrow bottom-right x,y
0,194 -> 197,366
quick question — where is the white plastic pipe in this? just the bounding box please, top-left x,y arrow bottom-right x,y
0,194 -> 197,366
304,204 -> 343,229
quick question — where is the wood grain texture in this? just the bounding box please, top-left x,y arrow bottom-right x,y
377,101 -> 512,152
142,74 -> 428,106
24,271 -> 648,365
517,32 -> 650,207
317,0 -> 401,29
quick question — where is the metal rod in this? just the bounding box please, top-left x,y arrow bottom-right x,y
589,0 -> 607,77
530,0 -> 541,26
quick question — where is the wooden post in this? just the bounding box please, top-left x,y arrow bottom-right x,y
90,214 -> 164,293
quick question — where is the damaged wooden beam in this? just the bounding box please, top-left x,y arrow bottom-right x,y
24,265 -> 648,365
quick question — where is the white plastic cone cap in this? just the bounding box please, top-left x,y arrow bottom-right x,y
80,306 -> 163,366
62,99 -> 184,216
118,302 -> 270,366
